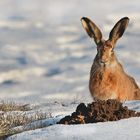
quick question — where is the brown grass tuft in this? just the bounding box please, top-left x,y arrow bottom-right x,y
0,101 -> 48,139
0,101 -> 30,112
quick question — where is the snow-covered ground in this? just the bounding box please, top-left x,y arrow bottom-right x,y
7,117 -> 140,140
0,0 -> 140,139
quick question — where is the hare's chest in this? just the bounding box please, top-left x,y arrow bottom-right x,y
89,71 -> 118,92
89,71 -> 118,100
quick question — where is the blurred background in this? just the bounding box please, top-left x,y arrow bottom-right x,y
0,0 -> 140,104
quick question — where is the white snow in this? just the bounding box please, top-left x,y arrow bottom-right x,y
0,0 -> 140,139
7,117 -> 140,140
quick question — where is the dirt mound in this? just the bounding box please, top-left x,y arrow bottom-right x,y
58,99 -> 140,124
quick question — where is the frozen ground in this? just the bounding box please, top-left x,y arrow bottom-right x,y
0,0 -> 140,139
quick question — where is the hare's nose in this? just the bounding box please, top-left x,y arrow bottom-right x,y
100,59 -> 107,64
100,60 -> 106,63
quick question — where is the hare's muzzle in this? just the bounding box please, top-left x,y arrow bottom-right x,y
100,60 -> 107,64
98,51 -> 109,65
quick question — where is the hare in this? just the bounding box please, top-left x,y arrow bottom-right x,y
81,17 -> 140,101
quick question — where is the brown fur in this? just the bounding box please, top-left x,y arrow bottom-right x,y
81,17 -> 140,101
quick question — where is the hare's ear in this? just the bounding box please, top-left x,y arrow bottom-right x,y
109,17 -> 129,45
81,17 -> 102,45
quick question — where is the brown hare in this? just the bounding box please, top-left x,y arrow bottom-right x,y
81,17 -> 140,101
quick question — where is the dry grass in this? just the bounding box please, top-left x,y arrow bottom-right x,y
0,101 -> 48,139
0,101 -> 30,112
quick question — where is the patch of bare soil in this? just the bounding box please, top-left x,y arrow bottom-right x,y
58,99 -> 140,124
